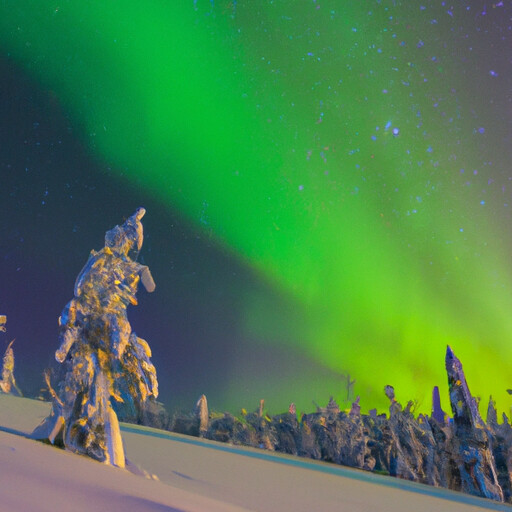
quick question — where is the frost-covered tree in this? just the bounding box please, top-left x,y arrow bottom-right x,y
0,339 -> 22,396
33,208 -> 158,468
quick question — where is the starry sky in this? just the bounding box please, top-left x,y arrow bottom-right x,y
0,0 -> 511,416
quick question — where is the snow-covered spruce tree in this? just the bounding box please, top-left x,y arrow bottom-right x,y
32,208 -> 158,467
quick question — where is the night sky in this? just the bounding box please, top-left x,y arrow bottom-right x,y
1,1 -> 511,416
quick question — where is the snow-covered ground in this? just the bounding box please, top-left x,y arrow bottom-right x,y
0,394 -> 508,511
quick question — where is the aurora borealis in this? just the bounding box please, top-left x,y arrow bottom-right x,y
1,1 -> 512,415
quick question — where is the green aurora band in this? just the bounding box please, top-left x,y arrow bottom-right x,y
1,1 -> 512,413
